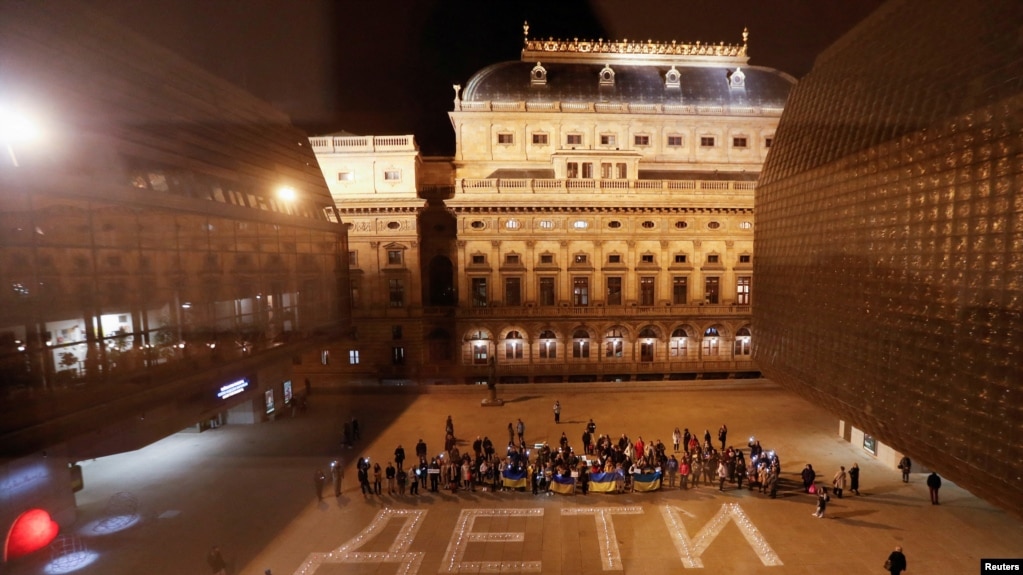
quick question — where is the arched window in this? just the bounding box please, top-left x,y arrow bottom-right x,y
469,330 -> 491,365
670,327 -> 689,358
505,330 -> 524,360
539,329 -> 557,359
638,327 -> 657,362
572,328 -> 590,359
605,328 -> 624,358
702,327 -> 720,357
734,327 -> 752,356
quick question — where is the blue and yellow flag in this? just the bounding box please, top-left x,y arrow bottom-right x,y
589,471 -> 623,493
502,467 -> 529,489
632,471 -> 662,492
549,474 -> 575,495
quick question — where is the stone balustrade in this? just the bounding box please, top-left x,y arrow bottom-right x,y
455,100 -> 782,116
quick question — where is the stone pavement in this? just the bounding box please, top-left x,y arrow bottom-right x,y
6,381 -> 1022,575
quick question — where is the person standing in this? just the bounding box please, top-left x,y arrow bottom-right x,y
672,427 -> 681,453
679,457 -> 690,489
898,455 -> 912,482
372,462 -> 382,495
553,400 -> 561,423
666,455 -> 679,488
358,459 -> 371,495
516,418 -> 525,444
926,472 -> 941,505
801,464 -> 816,492
718,424 -> 728,451
833,466 -> 847,498
415,439 -> 427,463
207,546 -> 227,575
849,463 -> 861,495
394,445 -> 406,471
385,462 -> 396,494
885,545 -> 908,574
397,467 -> 407,496
717,460 -> 728,491
811,486 -> 830,518
314,469 -> 326,501
330,460 -> 343,497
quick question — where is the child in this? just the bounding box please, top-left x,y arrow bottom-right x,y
812,485 -> 830,518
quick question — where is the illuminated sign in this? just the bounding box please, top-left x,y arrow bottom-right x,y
283,380 -> 293,404
217,378 -> 249,400
265,389 -> 275,414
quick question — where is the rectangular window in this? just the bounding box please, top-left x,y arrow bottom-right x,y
384,170 -> 401,181
497,133 -> 514,144
739,254 -> 752,263
573,339 -> 590,359
601,162 -> 613,179
392,325 -> 403,340
705,277 -> 720,304
539,277 -> 556,306
733,137 -> 748,148
607,276 -> 622,306
389,279 -> 405,307
573,277 -> 589,306
670,336 -> 688,357
640,276 -> 655,306
532,133 -> 548,145
392,347 -> 405,365
321,350 -> 330,365
616,163 -> 627,179
506,340 -> 523,359
707,254 -> 719,264
640,341 -> 655,362
634,135 -> 649,146
471,254 -> 485,265
472,342 -> 488,365
566,134 -> 582,146
567,162 -> 579,179
606,340 -> 623,358
471,277 -> 488,307
600,134 -> 616,146
672,276 -> 688,305
641,254 -> 655,264
608,254 -> 621,264
387,250 -> 403,265
540,254 -> 554,264
674,254 -> 687,264
505,277 -> 521,306
574,254 -> 588,264
582,162 -> 594,178
667,135 -> 683,147
338,171 -> 354,182
700,136 -> 715,147
348,251 -> 358,266
348,350 -> 359,365
765,137 -> 774,148
505,254 -> 520,264
737,276 -> 751,305
539,340 -> 557,359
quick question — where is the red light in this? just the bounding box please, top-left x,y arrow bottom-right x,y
5,508 -> 59,560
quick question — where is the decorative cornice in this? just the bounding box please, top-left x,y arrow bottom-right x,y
522,21 -> 749,66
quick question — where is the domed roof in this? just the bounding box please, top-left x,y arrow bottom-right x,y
461,61 -> 794,109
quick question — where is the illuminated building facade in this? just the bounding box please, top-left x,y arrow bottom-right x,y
309,25 -> 794,384
0,1 -> 348,531
754,0 -> 1022,516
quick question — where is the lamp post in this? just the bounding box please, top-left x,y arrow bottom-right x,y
481,340 -> 504,407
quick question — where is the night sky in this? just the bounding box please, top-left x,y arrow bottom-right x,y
91,0 -> 886,155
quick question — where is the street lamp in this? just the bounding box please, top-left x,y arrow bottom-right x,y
0,101 -> 44,167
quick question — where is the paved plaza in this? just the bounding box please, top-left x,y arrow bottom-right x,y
9,382 -> 1022,575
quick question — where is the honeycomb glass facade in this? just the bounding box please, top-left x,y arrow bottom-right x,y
754,0 -> 1022,516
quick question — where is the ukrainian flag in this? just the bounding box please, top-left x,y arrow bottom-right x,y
632,471 -> 662,492
589,471 -> 622,493
549,474 -> 575,495
502,467 -> 529,490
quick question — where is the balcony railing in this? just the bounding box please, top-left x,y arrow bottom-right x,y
456,303 -> 751,319
455,178 -> 755,196
309,135 -> 417,154
455,100 -> 783,117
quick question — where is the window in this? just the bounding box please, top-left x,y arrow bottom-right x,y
707,254 -> 720,264
573,220 -> 588,229
392,347 -> 405,365
600,134 -> 616,146
640,276 -> 655,306
505,277 -> 521,306
387,250 -> 403,265
540,254 -> 554,264
472,340 -> 489,365
539,277 -> 556,306
707,221 -> 721,230
392,325 -> 403,340
387,221 -> 400,230
389,279 -> 405,307
338,171 -> 354,182
349,250 -> 358,266
471,277 -> 488,307
608,220 -> 622,229
634,135 -> 650,146
737,276 -> 751,305
641,221 -> 655,229
670,328 -> 688,357
616,163 -> 627,179
471,220 -> 486,229
733,137 -> 748,148
471,255 -> 486,265
675,221 -> 688,229
705,277 -> 720,304
532,133 -> 548,145
739,221 -> 752,230
567,134 -> 582,146
539,220 -> 554,230
672,276 -> 688,305
539,330 -> 557,359
739,254 -> 752,264
734,327 -> 752,357
348,350 -> 359,365
674,254 -> 687,264
667,135 -> 683,147
582,162 -> 594,178
573,277 -> 589,306
567,162 -> 579,179
702,327 -> 720,356
601,162 -> 613,179
700,136 -> 715,147
505,331 -> 523,359
608,254 -> 622,264
505,254 -> 520,264
572,329 -> 590,359
605,328 -> 624,358
573,254 -> 588,264
639,327 -> 657,362
321,350 -> 330,365
607,276 -> 622,306
384,170 -> 401,181
497,133 -> 514,144
765,137 -> 774,148
641,254 -> 655,264
506,219 -> 520,230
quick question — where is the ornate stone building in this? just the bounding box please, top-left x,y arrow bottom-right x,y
310,25 -> 795,384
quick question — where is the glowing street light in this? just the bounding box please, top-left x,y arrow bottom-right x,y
277,186 -> 297,202
0,102 -> 44,167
